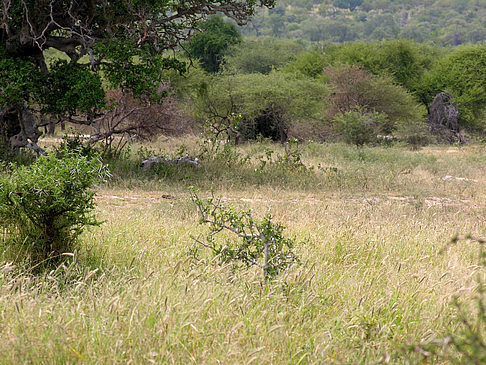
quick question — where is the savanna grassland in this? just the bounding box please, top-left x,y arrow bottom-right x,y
1,137 -> 486,364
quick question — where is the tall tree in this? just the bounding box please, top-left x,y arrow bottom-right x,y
0,0 -> 274,155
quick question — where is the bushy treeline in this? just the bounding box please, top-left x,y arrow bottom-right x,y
168,27 -> 486,145
22,17 -> 486,149
244,0 -> 486,46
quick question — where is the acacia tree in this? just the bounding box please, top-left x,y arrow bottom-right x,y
0,0 -> 274,155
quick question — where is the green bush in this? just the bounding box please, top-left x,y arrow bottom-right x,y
224,37 -> 304,75
423,44 -> 486,131
334,109 -> 390,146
185,16 -> 241,73
0,149 -> 109,264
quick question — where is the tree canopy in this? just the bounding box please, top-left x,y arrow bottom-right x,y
0,0 -> 274,154
186,16 -> 241,73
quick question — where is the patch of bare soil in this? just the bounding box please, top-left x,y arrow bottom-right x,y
96,192 -> 175,207
223,196 -> 482,209
442,175 -> 478,182
96,192 -> 483,210
421,149 -> 460,155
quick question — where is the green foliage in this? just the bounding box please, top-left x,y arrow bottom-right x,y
254,138 -> 309,172
43,60 -> 106,117
224,37 -> 305,74
281,50 -> 328,79
242,0 -> 486,45
321,41 -> 441,95
0,53 -> 42,108
282,40 -> 442,111
191,189 -> 299,280
333,0 -> 363,10
425,44 -> 486,131
96,39 -> 186,99
186,16 -> 241,73
334,109 -> 389,146
371,40 -> 436,94
159,58 -> 209,99
0,0 -> 273,152
57,135 -> 100,160
0,149 -> 109,264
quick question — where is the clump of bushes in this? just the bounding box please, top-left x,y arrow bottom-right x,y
326,65 -> 428,145
0,148 -> 109,265
194,71 -> 326,143
334,109 -> 390,146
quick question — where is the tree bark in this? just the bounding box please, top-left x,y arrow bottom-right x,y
4,103 -> 46,156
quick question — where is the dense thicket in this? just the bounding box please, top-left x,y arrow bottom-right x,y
186,16 -> 242,73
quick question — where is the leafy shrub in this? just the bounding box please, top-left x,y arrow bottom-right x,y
254,138 -> 308,172
0,149 -> 109,264
191,189 -> 299,280
57,134 -> 99,159
322,40 -> 440,94
282,49 -> 328,79
334,109 -> 390,146
423,44 -> 486,131
186,16 -> 241,73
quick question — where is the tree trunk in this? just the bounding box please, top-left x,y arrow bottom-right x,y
1,103 -> 47,156
0,107 -> 21,157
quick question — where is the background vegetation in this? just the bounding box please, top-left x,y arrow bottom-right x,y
244,0 -> 486,46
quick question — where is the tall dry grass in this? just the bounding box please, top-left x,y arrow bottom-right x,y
1,140 -> 485,363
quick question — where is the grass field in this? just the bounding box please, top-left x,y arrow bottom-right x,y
1,139 -> 486,364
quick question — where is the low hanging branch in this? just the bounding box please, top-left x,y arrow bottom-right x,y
88,88 -> 187,155
190,189 -> 299,280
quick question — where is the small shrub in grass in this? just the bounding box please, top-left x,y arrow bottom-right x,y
190,189 -> 299,280
334,109 -> 390,146
254,138 -> 308,172
0,148 -> 109,265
